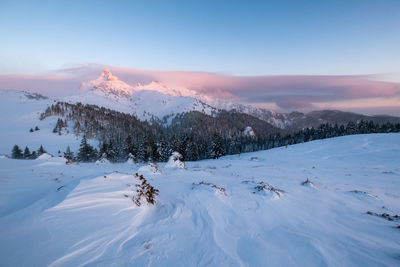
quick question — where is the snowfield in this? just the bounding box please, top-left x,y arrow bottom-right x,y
1,133 -> 400,266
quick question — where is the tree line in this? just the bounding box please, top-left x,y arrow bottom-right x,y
10,102 -> 400,162
11,145 -> 47,159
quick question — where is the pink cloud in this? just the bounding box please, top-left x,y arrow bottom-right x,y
0,73 -> 81,96
1,63 -> 400,115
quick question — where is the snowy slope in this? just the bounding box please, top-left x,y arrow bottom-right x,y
131,90 -> 215,122
133,80 -> 297,128
135,80 -> 200,98
1,133 -> 399,266
0,91 -> 84,156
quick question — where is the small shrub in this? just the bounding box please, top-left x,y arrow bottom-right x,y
132,173 -> 159,206
301,178 -> 314,186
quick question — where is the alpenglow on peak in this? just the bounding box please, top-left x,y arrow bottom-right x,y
98,70 -> 119,82
80,70 -> 134,97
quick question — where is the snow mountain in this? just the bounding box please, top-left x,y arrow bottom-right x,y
72,70 -> 293,127
80,70 -> 134,99
69,70 -> 217,122
3,70 -> 399,130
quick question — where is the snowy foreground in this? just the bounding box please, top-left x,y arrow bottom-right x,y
1,134 -> 400,266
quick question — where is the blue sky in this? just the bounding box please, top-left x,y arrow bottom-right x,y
1,0 -> 400,76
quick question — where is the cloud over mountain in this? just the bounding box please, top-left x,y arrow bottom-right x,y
1,63 -> 399,115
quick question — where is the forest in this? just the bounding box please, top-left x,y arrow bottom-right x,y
11,101 -> 400,162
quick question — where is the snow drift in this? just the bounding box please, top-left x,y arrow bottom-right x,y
0,134 -> 399,266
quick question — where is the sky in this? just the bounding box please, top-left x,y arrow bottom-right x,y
0,0 -> 399,115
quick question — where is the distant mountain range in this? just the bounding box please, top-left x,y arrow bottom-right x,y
3,70 -> 400,132
71,70 -> 400,130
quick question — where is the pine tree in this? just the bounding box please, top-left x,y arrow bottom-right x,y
148,138 -> 159,162
74,121 -> 81,136
178,134 -> 189,160
107,140 -> 118,162
23,146 -> 31,159
346,121 -> 356,135
64,146 -> 74,161
37,145 -> 47,155
124,135 -> 136,159
77,136 -> 97,162
210,132 -> 225,159
136,136 -> 146,162
30,151 -> 37,159
99,142 -> 109,159
170,136 -> 180,154
53,118 -> 64,135
11,145 -> 23,159
157,139 -> 170,162
185,136 -> 199,161
29,128 -> 34,132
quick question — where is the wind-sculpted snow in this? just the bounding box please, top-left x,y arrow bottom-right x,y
0,134 -> 400,266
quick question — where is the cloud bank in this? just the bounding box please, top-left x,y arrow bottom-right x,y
1,63 -> 399,115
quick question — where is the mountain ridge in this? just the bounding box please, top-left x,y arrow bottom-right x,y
2,70 -> 400,130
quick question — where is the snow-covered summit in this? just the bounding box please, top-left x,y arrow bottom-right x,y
80,70 -> 134,99
135,81 -> 199,98
66,71 -> 216,123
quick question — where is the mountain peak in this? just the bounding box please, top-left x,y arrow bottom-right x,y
80,70 -> 134,98
99,70 -> 119,82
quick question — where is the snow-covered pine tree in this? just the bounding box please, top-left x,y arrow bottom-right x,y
157,139 -> 170,162
64,146 -> 74,161
11,145 -> 23,159
124,135 -> 136,159
136,136 -> 146,162
30,151 -> 37,159
37,145 -> 47,156
99,141 -> 108,158
74,121 -> 81,136
227,136 -> 241,155
127,152 -> 136,164
53,122 -> 58,133
169,136 -> 180,155
23,146 -> 31,159
148,137 -> 159,162
107,140 -> 119,162
178,134 -> 189,160
53,118 -> 65,135
346,121 -> 356,135
210,132 -> 225,159
185,136 -> 199,161
76,136 -> 97,162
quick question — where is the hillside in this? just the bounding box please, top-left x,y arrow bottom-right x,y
0,133 -> 399,266
2,90 -> 399,163
285,110 -> 400,132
